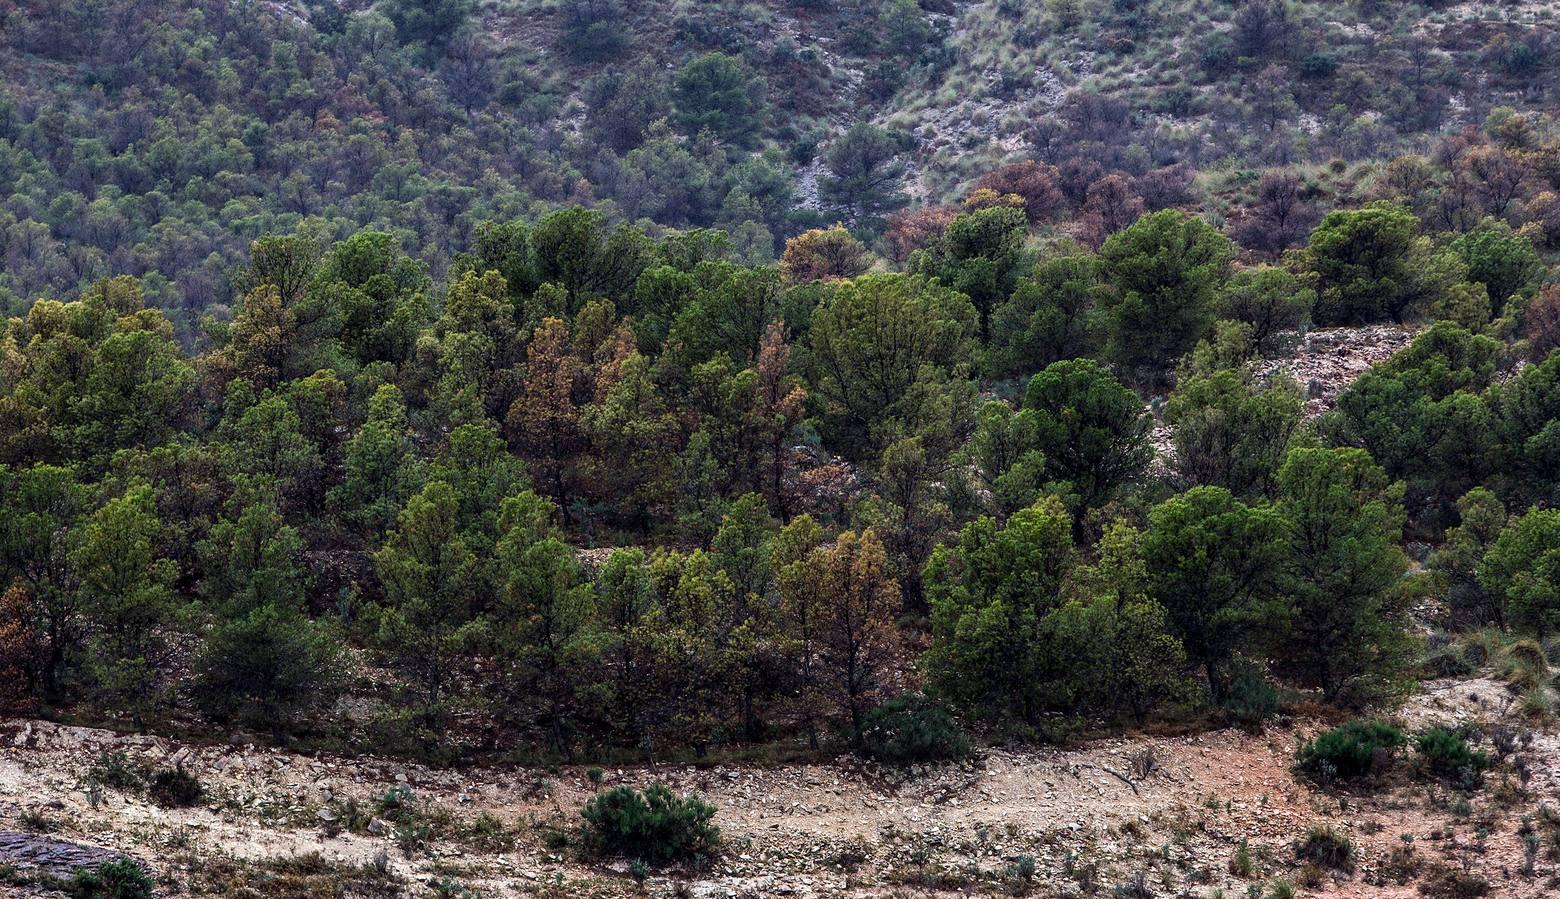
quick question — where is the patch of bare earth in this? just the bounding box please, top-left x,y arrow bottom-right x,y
3,670 -> 1557,898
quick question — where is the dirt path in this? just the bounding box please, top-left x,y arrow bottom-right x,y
2,676 -> 1556,897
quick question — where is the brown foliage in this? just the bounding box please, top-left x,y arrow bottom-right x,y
883,206 -> 956,264
210,285 -> 296,389
0,582 -> 38,712
505,318 -> 588,503
1525,191 -> 1560,249
1078,174 -> 1144,247
780,529 -> 902,734
1524,285 -> 1560,362
1231,169 -> 1320,254
961,188 -> 1025,213
974,160 -> 1065,224
755,322 -> 808,515
1135,164 -> 1197,212
1461,146 -> 1530,217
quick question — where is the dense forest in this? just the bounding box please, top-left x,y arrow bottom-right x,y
0,0 -> 1558,770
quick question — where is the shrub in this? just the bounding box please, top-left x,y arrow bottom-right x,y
1229,839 -> 1256,878
86,752 -> 143,792
856,694 -> 971,766
147,767 -> 202,808
580,784 -> 720,866
1423,643 -> 1475,678
1296,825 -> 1355,872
1419,865 -> 1490,898
1294,720 -> 1406,784
1520,685 -> 1553,718
1012,853 -> 1036,883
1416,726 -> 1489,783
1222,667 -> 1281,728
68,859 -> 154,899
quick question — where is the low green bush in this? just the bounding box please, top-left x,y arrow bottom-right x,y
1294,720 -> 1406,784
580,783 -> 719,866
1296,825 -> 1355,872
68,859 -> 154,899
856,693 -> 971,766
85,752 -> 143,792
147,767 -> 202,808
1416,726 -> 1489,783
1222,667 -> 1281,728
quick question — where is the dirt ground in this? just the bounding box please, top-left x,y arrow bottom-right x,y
3,671 -> 1558,898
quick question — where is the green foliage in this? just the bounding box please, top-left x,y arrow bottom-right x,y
1295,720 -> 1406,783
909,206 -> 1029,340
383,0 -> 474,52
371,480 -> 493,740
987,252 -> 1102,379
1144,486 -> 1289,702
1097,210 -> 1233,383
1019,358 -> 1151,517
1221,664 -> 1281,727
1478,508 -> 1560,638
1487,350 -> 1560,508
1449,220 -> 1543,317
86,752 -> 144,793
925,497 -> 1074,723
855,693 -> 971,765
1430,489 -> 1508,628
1166,341 -> 1302,498
1415,726 -> 1489,782
1326,322 -> 1500,518
806,273 -> 977,460
72,485 -> 179,723
1302,202 -> 1461,325
673,53 -> 765,146
820,123 -> 908,232
580,784 -> 720,866
194,603 -> 344,738
1215,266 -> 1314,357
1276,447 -> 1414,704
1050,523 -> 1192,724
68,859 -> 154,899
560,0 -> 630,62
1296,825 -> 1355,872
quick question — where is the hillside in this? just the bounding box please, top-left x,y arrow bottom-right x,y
4,2 -> 1560,898
0,0 -> 1554,330
4,667 -> 1558,898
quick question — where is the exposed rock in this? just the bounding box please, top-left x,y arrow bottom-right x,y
0,831 -> 143,882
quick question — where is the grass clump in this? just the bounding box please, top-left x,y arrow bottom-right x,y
1294,720 -> 1405,784
580,783 -> 720,867
1295,825 -> 1355,872
855,693 -> 971,766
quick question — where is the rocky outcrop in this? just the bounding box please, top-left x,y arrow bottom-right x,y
0,831 -> 142,883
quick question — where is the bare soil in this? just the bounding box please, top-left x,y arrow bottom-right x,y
3,670 -> 1557,898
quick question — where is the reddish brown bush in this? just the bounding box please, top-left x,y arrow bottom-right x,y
1525,285 -> 1560,361
975,160 -> 1065,224
883,207 -> 956,264
1078,174 -> 1145,247
0,582 -> 37,712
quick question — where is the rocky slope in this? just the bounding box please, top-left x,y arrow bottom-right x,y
3,667 -> 1557,898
